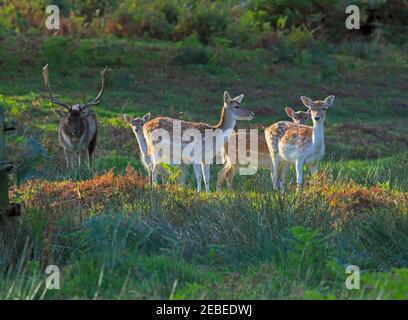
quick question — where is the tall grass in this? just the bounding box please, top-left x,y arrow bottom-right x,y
1,155 -> 408,299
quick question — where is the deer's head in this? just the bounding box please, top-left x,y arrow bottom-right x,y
300,95 -> 335,125
124,113 -> 151,134
285,107 -> 311,125
42,64 -> 111,137
223,91 -> 254,121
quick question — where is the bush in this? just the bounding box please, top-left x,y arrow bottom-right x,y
74,39 -> 123,66
41,36 -> 76,70
171,34 -> 213,65
1,0 -> 406,45
174,1 -> 229,44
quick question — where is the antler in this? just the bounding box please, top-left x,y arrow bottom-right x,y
42,64 -> 71,110
81,67 -> 111,109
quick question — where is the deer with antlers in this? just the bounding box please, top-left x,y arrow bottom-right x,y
42,64 -> 111,171
216,107 -> 310,191
143,91 -> 254,192
265,95 -> 335,192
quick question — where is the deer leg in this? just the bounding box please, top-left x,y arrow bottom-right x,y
178,164 -> 187,186
193,164 -> 202,192
151,163 -> 159,185
202,164 -> 211,193
272,154 -> 280,191
216,162 -> 231,192
311,161 -> 319,175
295,160 -> 304,192
79,150 -> 90,170
226,165 -> 237,190
64,149 -> 75,171
279,161 -> 289,193
157,165 -> 169,184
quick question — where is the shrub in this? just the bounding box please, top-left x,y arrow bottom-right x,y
74,39 -> 124,66
174,1 -> 230,44
41,36 -> 76,70
171,36 -> 212,65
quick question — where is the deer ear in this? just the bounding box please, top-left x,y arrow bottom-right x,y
285,107 -> 295,118
224,91 -> 231,105
300,96 -> 313,109
143,112 -> 151,122
123,114 -> 132,124
324,95 -> 335,107
234,94 -> 244,103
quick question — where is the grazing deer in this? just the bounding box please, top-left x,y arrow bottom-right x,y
42,64 -> 111,171
265,95 -> 335,192
216,107 -> 310,191
143,91 -> 254,192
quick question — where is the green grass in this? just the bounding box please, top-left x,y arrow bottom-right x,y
0,36 -> 408,299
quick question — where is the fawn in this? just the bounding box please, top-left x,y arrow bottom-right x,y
143,91 -> 254,192
124,113 -> 153,172
216,107 -> 310,191
264,95 -> 335,192
124,113 -> 187,184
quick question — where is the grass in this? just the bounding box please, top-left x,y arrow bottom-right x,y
0,35 -> 408,299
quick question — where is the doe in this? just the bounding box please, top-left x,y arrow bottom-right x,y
216,107 -> 310,191
264,95 -> 335,192
143,91 -> 254,192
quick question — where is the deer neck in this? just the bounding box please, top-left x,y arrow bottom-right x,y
134,130 -> 149,157
214,106 -> 236,137
312,121 -> 325,149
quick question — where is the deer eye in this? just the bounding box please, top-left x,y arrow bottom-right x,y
234,105 -> 239,109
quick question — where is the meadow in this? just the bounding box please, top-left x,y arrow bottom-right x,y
0,1 -> 408,300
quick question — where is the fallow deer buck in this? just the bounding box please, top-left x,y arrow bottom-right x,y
42,64 -> 111,171
124,113 -> 186,183
143,91 -> 254,192
216,107 -> 310,191
265,95 -> 335,192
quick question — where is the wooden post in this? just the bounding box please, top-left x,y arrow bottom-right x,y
0,105 -> 7,207
0,104 -> 20,217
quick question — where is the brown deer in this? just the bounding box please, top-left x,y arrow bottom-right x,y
216,107 -> 310,191
143,91 -> 254,192
42,64 -> 111,171
265,95 -> 335,192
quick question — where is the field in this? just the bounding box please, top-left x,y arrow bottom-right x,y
1,2 -> 408,300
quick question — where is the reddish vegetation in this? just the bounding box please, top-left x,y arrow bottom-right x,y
18,166 -> 147,210
306,172 -> 407,224
326,182 -> 406,214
